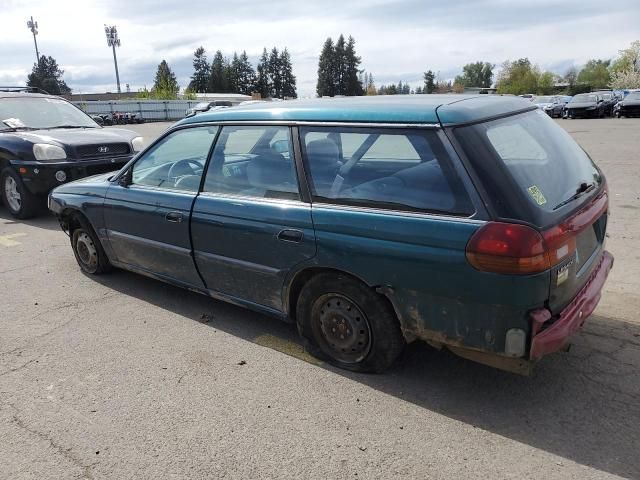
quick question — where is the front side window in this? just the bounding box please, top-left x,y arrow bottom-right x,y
300,127 -> 473,215
202,126 -> 299,200
131,126 -> 217,192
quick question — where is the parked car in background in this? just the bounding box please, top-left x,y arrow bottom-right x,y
564,93 -> 606,118
49,95 -> 613,375
185,100 -> 233,118
593,91 -> 616,117
0,88 -> 144,218
614,91 -> 640,117
533,95 -> 564,118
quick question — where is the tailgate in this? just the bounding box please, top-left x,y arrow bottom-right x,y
548,192 -> 609,314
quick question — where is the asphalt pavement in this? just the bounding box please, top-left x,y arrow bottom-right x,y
1,118 -> 639,479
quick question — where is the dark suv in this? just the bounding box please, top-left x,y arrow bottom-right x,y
0,88 -> 144,218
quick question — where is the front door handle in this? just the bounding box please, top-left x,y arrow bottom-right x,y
165,211 -> 183,223
277,229 -> 303,243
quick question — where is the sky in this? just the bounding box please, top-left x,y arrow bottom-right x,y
1,0 -> 639,97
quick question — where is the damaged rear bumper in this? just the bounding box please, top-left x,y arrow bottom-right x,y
529,250 -> 614,361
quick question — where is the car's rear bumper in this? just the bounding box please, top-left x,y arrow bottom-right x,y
9,156 -> 131,195
529,250 -> 614,361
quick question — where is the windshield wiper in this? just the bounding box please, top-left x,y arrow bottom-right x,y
1,121 -> 37,131
552,182 -> 596,210
44,125 -> 95,129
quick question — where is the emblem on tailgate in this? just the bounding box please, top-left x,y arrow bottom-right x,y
556,257 -> 575,286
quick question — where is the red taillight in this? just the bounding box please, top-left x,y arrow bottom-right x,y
466,222 -> 550,275
467,189 -> 608,275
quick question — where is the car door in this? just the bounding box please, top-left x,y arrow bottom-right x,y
103,125 -> 218,288
191,125 -> 316,312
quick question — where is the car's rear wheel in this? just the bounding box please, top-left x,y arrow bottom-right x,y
1,167 -> 40,219
296,273 -> 405,372
71,217 -> 111,274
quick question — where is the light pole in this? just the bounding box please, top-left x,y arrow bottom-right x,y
104,25 -> 121,94
26,16 -> 40,64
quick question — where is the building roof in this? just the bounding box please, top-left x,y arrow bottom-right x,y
178,94 -> 534,127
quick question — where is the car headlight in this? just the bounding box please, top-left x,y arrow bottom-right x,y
131,136 -> 145,152
33,144 -> 67,161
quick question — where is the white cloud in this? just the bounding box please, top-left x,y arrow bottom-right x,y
1,0 -> 639,96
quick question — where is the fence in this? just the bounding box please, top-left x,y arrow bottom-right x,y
73,100 -> 205,122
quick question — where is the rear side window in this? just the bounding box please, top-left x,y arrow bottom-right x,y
300,127 -> 474,215
454,110 -> 602,225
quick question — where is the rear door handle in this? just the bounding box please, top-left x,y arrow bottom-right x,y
165,211 -> 183,223
277,229 -> 303,243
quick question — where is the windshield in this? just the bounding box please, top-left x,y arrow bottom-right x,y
533,96 -> 553,104
625,93 -> 640,101
454,110 -> 601,225
571,94 -> 598,103
0,97 -> 98,130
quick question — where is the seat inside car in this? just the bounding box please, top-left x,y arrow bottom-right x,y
244,151 -> 298,197
305,139 -> 342,194
342,161 -> 456,211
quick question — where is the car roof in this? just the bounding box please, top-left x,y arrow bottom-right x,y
0,91 -> 60,100
178,94 -> 535,127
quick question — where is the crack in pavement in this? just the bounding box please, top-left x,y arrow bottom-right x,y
0,357 -> 40,377
0,292 -> 123,358
3,400 -> 96,480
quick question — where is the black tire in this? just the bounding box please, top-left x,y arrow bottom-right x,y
1,167 -> 40,219
296,273 -> 405,373
70,216 -> 111,274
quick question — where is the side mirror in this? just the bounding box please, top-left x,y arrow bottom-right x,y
118,168 -> 132,187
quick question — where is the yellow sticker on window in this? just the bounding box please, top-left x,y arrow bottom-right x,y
527,185 -> 547,205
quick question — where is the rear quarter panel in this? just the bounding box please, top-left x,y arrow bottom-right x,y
301,205 -> 551,354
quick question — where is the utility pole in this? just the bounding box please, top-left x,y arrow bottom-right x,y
26,16 -> 40,64
104,25 -> 121,94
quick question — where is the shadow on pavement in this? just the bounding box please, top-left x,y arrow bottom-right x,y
0,208 -> 61,231
92,268 -> 640,479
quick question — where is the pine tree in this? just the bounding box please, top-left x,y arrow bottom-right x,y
316,38 -> 335,97
423,70 -> 436,93
27,55 -> 71,95
344,36 -> 364,96
256,48 -> 271,98
188,46 -> 210,93
236,50 -> 257,95
280,48 -> 297,98
334,35 -> 347,94
415,85 -> 423,94
227,52 -> 241,93
209,50 -> 228,93
152,60 -> 179,97
268,47 -> 283,98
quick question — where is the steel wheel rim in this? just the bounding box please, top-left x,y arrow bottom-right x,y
76,232 -> 98,269
312,293 -> 372,364
4,176 -> 21,212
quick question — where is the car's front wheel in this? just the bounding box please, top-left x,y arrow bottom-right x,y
296,273 -> 405,372
1,167 -> 40,219
71,218 -> 111,274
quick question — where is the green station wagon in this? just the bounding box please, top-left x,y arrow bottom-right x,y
49,95 -> 613,374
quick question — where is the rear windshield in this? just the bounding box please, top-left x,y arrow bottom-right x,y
454,109 -> 602,226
